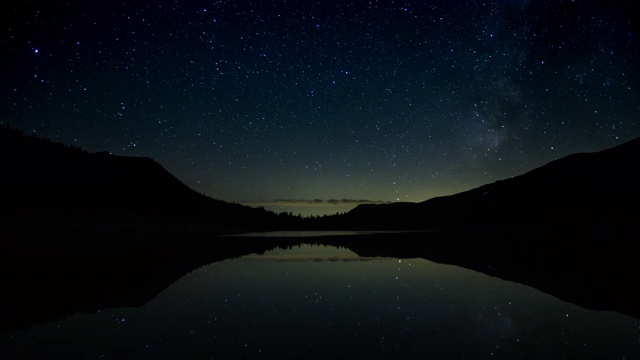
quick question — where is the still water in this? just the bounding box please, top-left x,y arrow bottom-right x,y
2,244 -> 639,358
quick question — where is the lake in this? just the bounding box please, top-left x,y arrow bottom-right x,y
1,242 -> 638,358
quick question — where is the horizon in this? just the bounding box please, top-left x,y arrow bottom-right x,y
2,1 -> 639,216
242,198 -> 394,217
2,113 -> 637,218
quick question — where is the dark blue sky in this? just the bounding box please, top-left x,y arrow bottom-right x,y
2,0 -> 639,215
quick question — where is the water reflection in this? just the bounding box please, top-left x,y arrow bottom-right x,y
227,230 -> 414,237
1,244 -> 638,358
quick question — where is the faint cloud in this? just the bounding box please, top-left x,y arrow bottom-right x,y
245,199 -> 394,207
242,255 -> 393,262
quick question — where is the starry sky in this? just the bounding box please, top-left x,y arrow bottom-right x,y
2,0 -> 639,216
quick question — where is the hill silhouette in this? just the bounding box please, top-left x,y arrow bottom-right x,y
0,126 -> 299,238
4,125 -> 638,235
344,137 -> 640,233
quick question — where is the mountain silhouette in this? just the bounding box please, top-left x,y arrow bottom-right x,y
6,124 -> 636,235
344,137 -> 640,233
0,126 -> 297,237
330,137 -> 640,319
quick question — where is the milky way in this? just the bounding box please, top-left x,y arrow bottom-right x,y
2,0 -> 638,215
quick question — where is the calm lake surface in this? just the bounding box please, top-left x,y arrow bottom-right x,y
1,244 -> 639,358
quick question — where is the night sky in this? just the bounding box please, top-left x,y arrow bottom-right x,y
2,1 -> 639,216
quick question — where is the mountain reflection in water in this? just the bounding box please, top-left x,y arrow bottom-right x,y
1,244 -> 638,359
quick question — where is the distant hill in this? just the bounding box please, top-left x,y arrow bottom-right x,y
0,126 -> 296,237
344,137 -> 640,234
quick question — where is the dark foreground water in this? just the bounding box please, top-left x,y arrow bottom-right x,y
1,244 -> 639,359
